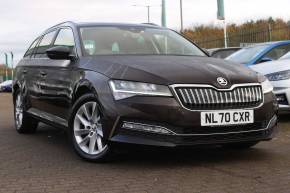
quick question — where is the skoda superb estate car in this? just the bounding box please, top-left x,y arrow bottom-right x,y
13,22 -> 278,161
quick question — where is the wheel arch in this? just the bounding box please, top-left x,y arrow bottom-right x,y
12,81 -> 22,101
72,79 -> 98,104
71,77 -> 112,122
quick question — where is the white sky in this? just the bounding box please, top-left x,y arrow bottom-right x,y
1,0 -> 290,65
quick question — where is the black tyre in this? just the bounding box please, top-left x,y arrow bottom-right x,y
224,141 -> 259,149
14,90 -> 38,134
69,93 -> 111,162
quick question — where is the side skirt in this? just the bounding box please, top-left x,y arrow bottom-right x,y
27,108 -> 68,129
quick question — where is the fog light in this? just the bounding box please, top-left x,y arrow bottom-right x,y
276,94 -> 288,105
122,122 -> 173,135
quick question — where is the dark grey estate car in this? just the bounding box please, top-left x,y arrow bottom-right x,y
13,22 -> 278,161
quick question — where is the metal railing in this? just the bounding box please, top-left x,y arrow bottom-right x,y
195,25 -> 290,49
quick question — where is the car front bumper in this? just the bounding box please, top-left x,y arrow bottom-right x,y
110,115 -> 277,147
275,90 -> 290,113
101,92 -> 278,147
271,80 -> 290,112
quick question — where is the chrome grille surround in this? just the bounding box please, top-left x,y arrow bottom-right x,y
171,83 -> 264,111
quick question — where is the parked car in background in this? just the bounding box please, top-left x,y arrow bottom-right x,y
208,47 -> 241,59
251,52 -> 290,112
277,51 -> 290,60
13,22 -> 278,162
226,41 -> 290,66
0,80 -> 12,92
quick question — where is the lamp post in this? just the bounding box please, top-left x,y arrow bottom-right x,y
10,52 -> 14,79
180,0 -> 184,32
161,0 -> 166,27
146,5 -> 150,23
217,0 -> 227,48
133,4 -> 152,23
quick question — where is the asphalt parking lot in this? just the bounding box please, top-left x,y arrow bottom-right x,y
1,93 -> 290,193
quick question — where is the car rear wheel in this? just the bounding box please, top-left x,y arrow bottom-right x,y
14,90 -> 38,134
69,93 -> 111,162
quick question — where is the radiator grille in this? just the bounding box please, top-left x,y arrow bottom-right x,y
174,85 -> 263,110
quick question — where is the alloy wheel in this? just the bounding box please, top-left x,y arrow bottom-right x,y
15,93 -> 23,129
73,101 -> 107,155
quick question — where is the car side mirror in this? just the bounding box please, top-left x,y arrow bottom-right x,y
258,57 -> 273,64
46,46 -> 75,60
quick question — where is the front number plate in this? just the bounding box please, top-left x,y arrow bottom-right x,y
201,110 -> 254,126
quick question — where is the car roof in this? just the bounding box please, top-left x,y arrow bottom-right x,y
233,40 -> 290,66
246,40 -> 290,48
44,21 -> 164,33
77,22 -> 162,28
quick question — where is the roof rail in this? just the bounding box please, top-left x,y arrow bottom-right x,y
45,21 -> 75,32
141,23 -> 160,26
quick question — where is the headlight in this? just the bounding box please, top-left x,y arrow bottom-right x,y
109,80 -> 172,100
261,79 -> 273,94
265,70 -> 290,81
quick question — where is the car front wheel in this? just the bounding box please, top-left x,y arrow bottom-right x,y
69,94 -> 111,162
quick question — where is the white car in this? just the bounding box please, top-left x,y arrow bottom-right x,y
251,53 -> 290,112
0,80 -> 12,92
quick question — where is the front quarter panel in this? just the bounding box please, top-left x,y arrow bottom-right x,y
72,70 -> 118,139
13,60 -> 30,101
72,70 -> 114,114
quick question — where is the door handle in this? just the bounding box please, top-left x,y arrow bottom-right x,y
22,69 -> 27,74
40,71 -> 47,77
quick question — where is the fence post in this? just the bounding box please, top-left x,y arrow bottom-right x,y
268,24 -> 272,42
4,53 -> 8,81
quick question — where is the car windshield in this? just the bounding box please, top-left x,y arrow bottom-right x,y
79,26 -> 206,56
225,45 -> 268,64
279,51 -> 290,60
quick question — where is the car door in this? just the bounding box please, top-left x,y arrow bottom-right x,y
38,27 -> 78,124
28,30 -> 58,114
19,36 -> 41,110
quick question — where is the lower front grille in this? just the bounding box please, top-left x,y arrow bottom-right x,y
172,126 -> 275,145
120,119 -> 268,135
119,125 -> 275,146
174,84 -> 263,110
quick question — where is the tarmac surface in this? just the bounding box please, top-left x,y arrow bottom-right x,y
0,93 -> 290,193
